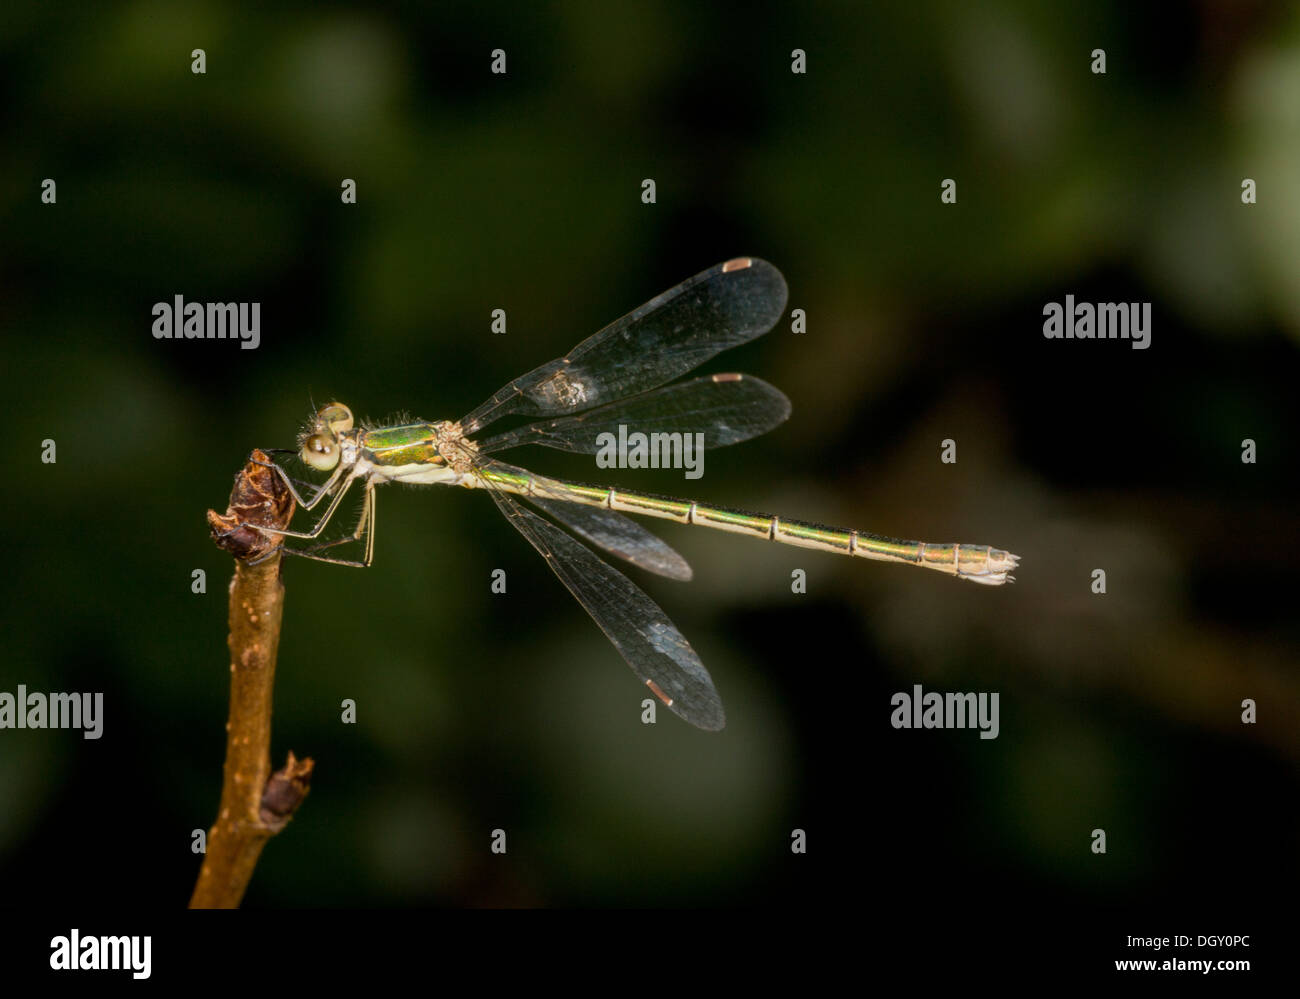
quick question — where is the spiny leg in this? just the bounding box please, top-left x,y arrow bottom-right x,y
256,470 -> 361,543
277,481 -> 377,568
248,451 -> 344,512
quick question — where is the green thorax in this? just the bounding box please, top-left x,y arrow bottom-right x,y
360,422 -> 442,467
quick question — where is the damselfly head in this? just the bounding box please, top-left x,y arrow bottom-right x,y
301,432 -> 339,471
300,402 -> 354,472
316,403 -> 354,435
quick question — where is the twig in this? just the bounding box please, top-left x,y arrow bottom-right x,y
189,451 -> 312,909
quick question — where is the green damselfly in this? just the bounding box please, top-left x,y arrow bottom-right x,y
254,258 -> 1018,730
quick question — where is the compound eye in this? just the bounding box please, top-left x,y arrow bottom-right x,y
318,403 -> 353,434
302,433 -> 340,471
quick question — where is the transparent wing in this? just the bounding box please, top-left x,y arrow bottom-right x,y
482,479 -> 724,731
474,372 -> 791,456
478,457 -> 693,580
459,258 -> 787,435
527,494 -> 693,581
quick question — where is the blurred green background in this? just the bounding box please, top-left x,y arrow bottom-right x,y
1,1 -> 1296,912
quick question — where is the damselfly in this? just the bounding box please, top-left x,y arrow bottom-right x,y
253,258 -> 1018,730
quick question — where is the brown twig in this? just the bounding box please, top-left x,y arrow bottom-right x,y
189,451 -> 313,909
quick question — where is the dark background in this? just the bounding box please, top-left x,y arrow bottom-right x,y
0,0 -> 1294,950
